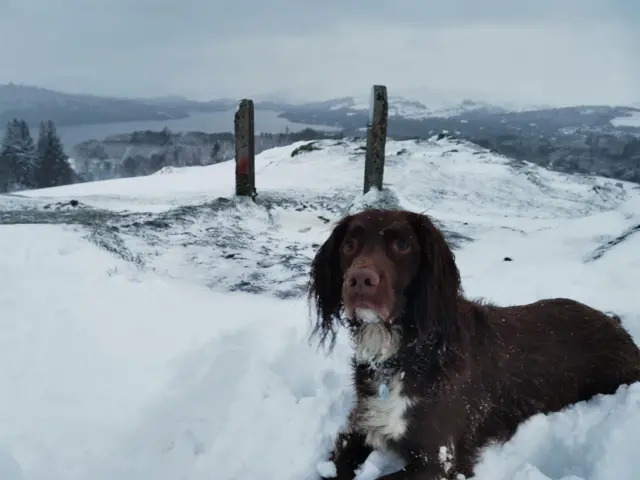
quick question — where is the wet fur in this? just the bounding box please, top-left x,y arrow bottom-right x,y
308,208 -> 640,480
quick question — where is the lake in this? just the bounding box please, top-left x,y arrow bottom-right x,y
57,109 -> 340,153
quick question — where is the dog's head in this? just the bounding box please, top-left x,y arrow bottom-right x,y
308,209 -> 462,352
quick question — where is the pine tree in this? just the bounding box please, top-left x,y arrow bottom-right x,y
0,120 -> 18,191
0,118 -> 37,191
0,147 -> 13,192
14,120 -> 37,188
36,120 -> 74,189
210,141 -> 221,163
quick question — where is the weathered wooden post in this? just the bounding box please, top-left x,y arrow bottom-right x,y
234,99 -> 256,197
363,85 -> 388,194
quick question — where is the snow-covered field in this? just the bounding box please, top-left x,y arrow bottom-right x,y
1,136 -> 639,480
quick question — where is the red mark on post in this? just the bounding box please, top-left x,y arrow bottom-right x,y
237,156 -> 249,175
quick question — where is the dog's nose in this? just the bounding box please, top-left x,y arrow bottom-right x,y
345,268 -> 380,296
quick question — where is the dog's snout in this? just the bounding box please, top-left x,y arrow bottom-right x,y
345,268 -> 380,296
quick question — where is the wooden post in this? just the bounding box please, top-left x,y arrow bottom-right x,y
234,99 -> 256,197
364,85 -> 388,194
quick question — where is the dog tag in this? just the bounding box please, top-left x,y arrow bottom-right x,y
378,382 -> 389,400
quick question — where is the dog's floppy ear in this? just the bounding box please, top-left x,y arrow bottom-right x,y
405,212 -> 463,355
307,214 -> 353,350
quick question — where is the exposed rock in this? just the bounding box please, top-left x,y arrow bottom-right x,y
291,141 -> 322,157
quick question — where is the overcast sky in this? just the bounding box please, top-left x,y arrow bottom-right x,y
1,0 -> 639,106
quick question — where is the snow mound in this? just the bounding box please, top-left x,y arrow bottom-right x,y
475,383 -> 640,480
1,136 -> 639,479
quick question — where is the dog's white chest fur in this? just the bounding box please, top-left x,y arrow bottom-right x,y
360,372 -> 414,450
353,318 -> 414,450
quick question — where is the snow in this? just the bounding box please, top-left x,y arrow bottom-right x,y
330,95 -> 489,119
610,111 -> 640,127
316,461 -> 337,478
2,135 -> 640,479
324,93 -> 549,119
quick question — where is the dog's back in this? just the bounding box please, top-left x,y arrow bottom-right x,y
477,297 -> 640,442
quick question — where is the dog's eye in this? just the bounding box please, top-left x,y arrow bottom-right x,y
342,239 -> 357,254
392,239 -> 411,254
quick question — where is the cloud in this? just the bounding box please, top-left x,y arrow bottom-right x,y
1,0 -> 638,105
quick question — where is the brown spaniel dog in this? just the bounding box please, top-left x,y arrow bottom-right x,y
308,208 -> 640,480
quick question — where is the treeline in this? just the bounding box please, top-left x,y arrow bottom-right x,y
0,118 -> 75,193
73,127 -> 343,182
1,120 -> 345,191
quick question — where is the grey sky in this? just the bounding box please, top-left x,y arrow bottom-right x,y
1,0 -> 639,106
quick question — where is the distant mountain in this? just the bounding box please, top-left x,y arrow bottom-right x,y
4,84 -> 640,168
303,95 -> 513,119
0,82 -> 545,129
277,97 -> 640,137
133,94 -> 237,112
0,84 -> 234,127
264,98 -> 640,186
5,82 -> 640,189
0,83 -> 315,129
250,87 -> 555,120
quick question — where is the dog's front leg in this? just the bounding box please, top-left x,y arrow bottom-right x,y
319,428 -> 372,479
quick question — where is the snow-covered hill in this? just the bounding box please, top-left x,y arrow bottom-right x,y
611,110 -> 640,128
323,96 -> 501,119
321,95 -> 548,119
1,136 -> 639,480
0,83 -> 206,127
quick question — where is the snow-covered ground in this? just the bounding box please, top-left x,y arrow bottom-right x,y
611,111 -> 640,128
1,136 -> 639,480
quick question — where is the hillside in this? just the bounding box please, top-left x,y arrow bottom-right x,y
1,84 -> 529,127
306,95 -> 535,120
278,105 -> 640,185
1,136 -> 639,480
0,84 -> 234,127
